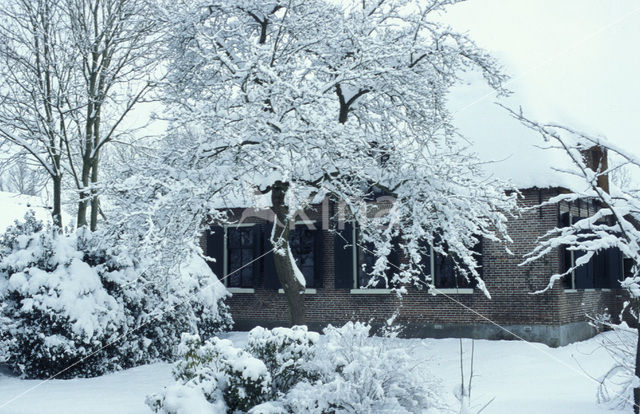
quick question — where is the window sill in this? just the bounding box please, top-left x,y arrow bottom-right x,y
431,288 -> 474,295
278,288 -> 317,294
564,288 -> 614,293
350,289 -> 393,294
227,287 -> 255,294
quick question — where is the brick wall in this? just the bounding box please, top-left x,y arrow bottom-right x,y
208,188 -> 623,341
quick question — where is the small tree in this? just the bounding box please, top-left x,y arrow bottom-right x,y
0,154 -> 49,196
153,0 -> 518,325
65,0 -> 161,230
507,107 -> 640,412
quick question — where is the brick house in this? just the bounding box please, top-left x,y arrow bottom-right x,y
204,149 -> 626,347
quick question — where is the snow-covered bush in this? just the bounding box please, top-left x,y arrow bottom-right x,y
147,333 -> 271,413
0,215 -> 128,378
141,254 -> 234,363
0,213 -> 232,378
271,322 -> 440,414
247,326 -> 320,395
150,323 -> 441,413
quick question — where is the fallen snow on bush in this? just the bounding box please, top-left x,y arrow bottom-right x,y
251,322 -> 442,414
147,333 -> 271,414
0,213 -> 232,379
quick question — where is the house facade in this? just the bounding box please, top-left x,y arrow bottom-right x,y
204,183 -> 627,347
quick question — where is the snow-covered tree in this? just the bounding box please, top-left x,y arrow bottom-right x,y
65,0 -> 162,230
508,108 -> 640,412
149,0 -> 518,325
0,154 -> 49,196
0,0 -> 75,227
0,0 -> 162,230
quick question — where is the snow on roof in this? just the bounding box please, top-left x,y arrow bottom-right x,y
448,73 -> 588,192
0,191 -> 53,232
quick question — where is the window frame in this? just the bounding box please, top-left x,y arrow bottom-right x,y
350,225 -> 392,291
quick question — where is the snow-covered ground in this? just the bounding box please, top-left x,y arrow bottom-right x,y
0,331 -> 625,414
0,191 -> 52,232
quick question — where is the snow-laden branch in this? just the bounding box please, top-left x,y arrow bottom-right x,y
504,106 -> 640,297
115,0 -> 520,324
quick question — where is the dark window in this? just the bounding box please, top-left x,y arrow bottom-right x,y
206,226 -> 224,278
559,212 -> 573,288
354,227 -> 400,289
357,240 -> 386,288
416,244 -> 431,287
592,250 -> 607,288
434,253 -> 464,288
574,250 -> 594,289
433,237 -> 482,289
334,222 -> 354,289
289,226 -> 315,287
559,211 -> 623,289
560,245 -> 573,288
562,246 -> 623,289
227,226 -> 256,288
265,223 -> 323,290
624,257 -> 635,279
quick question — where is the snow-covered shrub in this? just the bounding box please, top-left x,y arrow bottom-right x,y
147,333 -> 271,413
0,302 -> 15,364
0,217 -> 128,378
151,323 -> 441,414
0,213 -> 232,378
273,322 -> 440,414
139,254 -> 233,363
247,326 -> 319,395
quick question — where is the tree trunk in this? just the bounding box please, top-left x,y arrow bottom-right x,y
271,182 -> 306,326
77,159 -> 91,228
89,89 -> 103,231
52,173 -> 62,229
89,155 -> 99,231
78,50 -> 98,229
635,326 -> 640,414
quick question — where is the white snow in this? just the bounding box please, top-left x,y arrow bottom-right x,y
3,232 -> 126,341
161,382 -> 223,414
0,332 -> 629,414
0,363 -> 173,414
447,69 -> 593,192
439,0 -> 640,191
286,245 -> 306,289
0,191 -> 52,232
